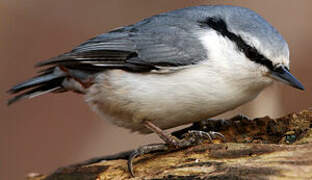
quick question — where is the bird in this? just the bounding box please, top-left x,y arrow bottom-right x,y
8,5 -> 304,176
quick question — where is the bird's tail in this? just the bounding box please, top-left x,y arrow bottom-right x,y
7,67 -> 67,105
8,48 -> 136,105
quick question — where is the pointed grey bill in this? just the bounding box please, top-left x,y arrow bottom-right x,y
270,66 -> 304,90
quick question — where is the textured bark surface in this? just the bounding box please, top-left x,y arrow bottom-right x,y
28,110 -> 312,180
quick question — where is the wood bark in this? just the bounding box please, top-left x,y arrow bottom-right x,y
28,110 -> 312,180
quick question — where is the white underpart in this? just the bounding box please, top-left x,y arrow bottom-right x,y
85,30 -> 273,134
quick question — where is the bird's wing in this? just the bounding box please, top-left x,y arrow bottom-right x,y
8,12 -> 209,104
37,18 -> 208,72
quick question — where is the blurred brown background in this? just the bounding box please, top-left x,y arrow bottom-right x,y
1,0 -> 311,179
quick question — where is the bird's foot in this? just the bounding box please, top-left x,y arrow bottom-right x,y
128,130 -> 225,177
181,130 -> 225,145
231,114 -> 251,121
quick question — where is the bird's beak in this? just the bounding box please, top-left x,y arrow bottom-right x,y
269,66 -> 304,90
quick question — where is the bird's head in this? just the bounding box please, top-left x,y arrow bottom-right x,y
187,5 -> 304,90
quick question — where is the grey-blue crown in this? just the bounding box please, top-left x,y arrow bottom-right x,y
161,5 -> 289,70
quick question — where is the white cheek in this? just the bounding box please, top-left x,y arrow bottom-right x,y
197,30 -> 258,74
198,30 -> 245,66
197,30 -> 273,88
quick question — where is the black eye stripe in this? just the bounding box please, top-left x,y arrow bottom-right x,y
198,17 -> 275,71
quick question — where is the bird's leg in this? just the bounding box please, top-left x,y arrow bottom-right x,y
144,120 -> 225,147
128,121 -> 225,176
144,120 -> 181,147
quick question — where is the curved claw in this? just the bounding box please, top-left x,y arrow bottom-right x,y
127,143 -> 168,177
186,130 -> 213,142
128,150 -> 140,177
183,130 -> 226,144
209,131 -> 226,141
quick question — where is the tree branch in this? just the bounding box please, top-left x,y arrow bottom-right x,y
28,110 -> 312,180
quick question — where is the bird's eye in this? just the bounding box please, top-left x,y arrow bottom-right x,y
273,66 -> 284,73
244,47 -> 259,60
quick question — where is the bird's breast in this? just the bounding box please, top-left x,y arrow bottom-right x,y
85,65 -> 270,133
